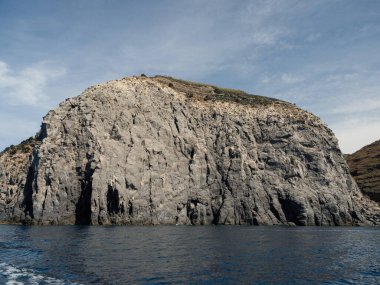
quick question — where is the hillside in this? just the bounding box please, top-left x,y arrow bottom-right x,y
346,140 -> 380,203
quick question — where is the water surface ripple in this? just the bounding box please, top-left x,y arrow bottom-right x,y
0,226 -> 379,284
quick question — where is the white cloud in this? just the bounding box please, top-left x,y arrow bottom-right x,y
0,62 -> 15,86
0,112 -> 40,151
331,98 -> 380,114
261,76 -> 271,84
0,60 -> 66,106
259,73 -> 304,86
242,2 -> 290,47
281,73 -> 304,84
251,29 -> 287,46
325,72 -> 360,83
331,117 -> 380,154
305,33 -> 321,42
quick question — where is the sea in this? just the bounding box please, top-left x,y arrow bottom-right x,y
0,225 -> 379,285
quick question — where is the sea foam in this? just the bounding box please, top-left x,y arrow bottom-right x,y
0,263 -> 81,285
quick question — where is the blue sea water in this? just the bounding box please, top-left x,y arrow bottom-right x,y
0,226 -> 379,285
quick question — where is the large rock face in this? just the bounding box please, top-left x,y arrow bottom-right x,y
346,140 -> 380,203
1,76 -> 379,225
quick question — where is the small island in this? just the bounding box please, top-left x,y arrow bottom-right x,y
1,75 -> 379,226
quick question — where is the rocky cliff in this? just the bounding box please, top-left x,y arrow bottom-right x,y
1,75 -> 379,225
346,140 -> 380,203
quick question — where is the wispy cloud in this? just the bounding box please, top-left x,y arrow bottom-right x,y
331,98 -> 380,114
281,73 -> 305,84
250,28 -> 288,46
332,116 -> 380,154
119,0 -> 307,80
239,1 -> 291,48
0,112 -> 40,150
305,33 -> 321,42
0,60 -> 66,106
259,73 -> 305,85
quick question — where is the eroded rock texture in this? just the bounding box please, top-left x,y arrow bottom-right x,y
1,76 -> 379,225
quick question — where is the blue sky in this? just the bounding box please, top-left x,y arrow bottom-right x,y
0,0 -> 379,153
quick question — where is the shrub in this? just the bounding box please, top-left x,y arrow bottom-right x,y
9,148 -> 17,156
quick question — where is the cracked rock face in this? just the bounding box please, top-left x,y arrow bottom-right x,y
0,76 -> 379,225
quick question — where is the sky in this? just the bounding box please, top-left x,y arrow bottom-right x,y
0,0 -> 379,154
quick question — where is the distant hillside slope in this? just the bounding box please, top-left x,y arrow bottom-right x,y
346,140 -> 380,203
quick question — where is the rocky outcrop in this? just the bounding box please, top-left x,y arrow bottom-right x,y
346,140 -> 380,203
0,138 -> 39,223
0,75 -> 379,225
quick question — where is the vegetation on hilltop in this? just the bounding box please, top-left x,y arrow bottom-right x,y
1,137 -> 38,156
152,75 -> 291,107
346,140 -> 380,203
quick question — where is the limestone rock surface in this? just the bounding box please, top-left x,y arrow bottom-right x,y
1,76 -> 379,225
